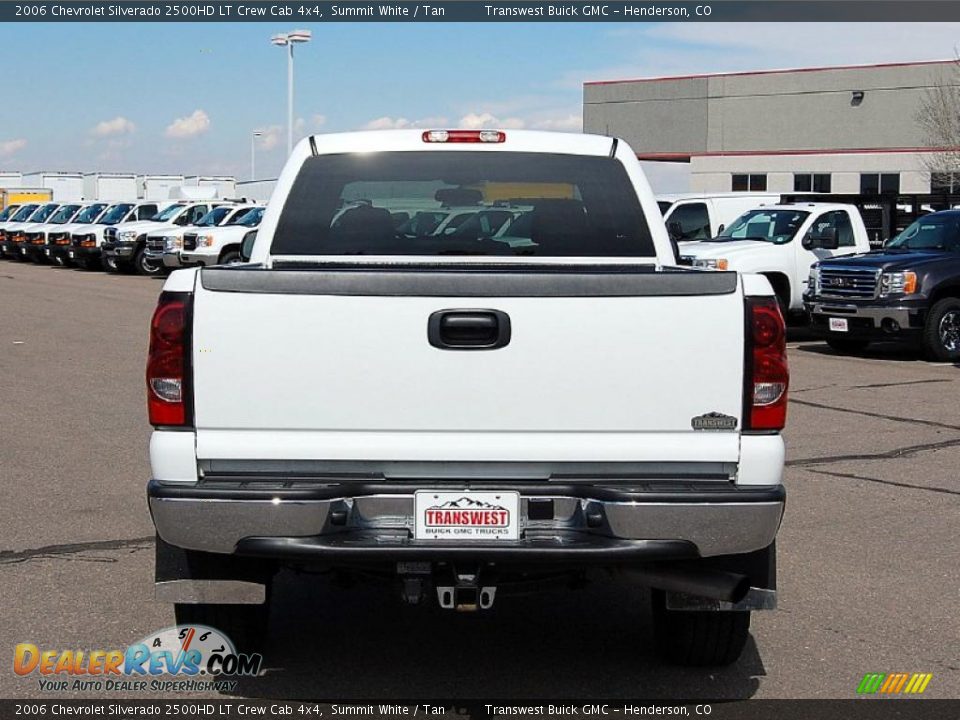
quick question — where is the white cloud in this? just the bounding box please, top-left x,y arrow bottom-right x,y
164,109 -> 210,139
362,115 -> 449,130
0,138 -> 27,157
91,116 -> 135,137
364,116 -> 412,130
255,125 -> 283,151
531,114 -> 582,132
459,112 -> 525,129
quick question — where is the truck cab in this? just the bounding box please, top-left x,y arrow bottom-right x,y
149,204 -> 256,269
0,204 -> 38,256
681,203 -> 871,314
67,201 -> 159,270
805,209 -> 960,360
22,203 -> 87,263
171,206 -> 265,268
660,193 -> 781,242
45,202 -> 110,266
1,202 -> 60,260
102,201 -> 223,275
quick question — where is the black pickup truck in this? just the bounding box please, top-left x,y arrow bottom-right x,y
804,209 -> 960,361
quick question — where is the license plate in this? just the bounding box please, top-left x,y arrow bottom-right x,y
68,251 -> 75,258
415,491 -> 519,541
829,318 -> 849,332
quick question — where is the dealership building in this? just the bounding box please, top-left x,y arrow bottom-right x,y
583,60 -> 959,195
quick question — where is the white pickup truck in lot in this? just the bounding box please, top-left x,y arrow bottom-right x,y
147,129 -> 788,666
680,203 -> 871,315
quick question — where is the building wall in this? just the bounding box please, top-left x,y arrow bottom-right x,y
584,61 -> 957,155
584,77 -> 710,154
689,152 -> 932,194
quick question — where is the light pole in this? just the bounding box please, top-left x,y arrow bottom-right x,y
270,29 -> 312,157
250,130 -> 262,180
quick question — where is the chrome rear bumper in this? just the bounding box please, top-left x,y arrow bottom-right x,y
148,480 -> 784,559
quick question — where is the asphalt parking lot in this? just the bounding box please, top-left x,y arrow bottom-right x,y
1,259 -> 958,701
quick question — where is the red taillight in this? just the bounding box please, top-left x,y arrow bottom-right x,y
745,297 -> 788,431
147,292 -> 192,427
422,129 -> 506,144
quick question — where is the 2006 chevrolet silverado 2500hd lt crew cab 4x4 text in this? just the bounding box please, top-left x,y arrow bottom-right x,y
146,129 -> 788,666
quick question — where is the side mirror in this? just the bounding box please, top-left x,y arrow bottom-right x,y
667,221 -> 683,241
804,226 -> 839,250
240,230 -> 257,262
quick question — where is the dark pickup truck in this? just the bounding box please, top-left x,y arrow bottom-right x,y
804,209 -> 960,361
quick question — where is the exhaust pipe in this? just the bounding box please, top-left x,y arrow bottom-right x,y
625,566 -> 751,603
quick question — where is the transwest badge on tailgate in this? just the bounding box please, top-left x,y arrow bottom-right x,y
691,411 -> 738,431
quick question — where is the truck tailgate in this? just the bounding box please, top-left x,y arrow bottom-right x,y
190,268 -> 745,466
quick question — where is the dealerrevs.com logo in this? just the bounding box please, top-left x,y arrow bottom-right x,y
14,625 -> 262,693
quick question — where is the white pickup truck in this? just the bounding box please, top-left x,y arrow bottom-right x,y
147,129 -> 788,666
680,203 -> 872,314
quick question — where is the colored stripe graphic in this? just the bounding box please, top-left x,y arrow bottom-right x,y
858,672 -> 932,695
857,673 -> 885,694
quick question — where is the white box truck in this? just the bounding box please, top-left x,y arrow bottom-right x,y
139,175 -> 185,201
185,175 -> 237,198
22,171 -> 84,201
83,173 -> 137,202
235,179 -> 277,204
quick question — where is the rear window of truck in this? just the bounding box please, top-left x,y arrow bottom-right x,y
272,151 -> 655,257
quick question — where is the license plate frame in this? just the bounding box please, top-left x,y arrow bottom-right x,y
414,490 -> 520,541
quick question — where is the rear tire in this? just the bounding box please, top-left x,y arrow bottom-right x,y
219,249 -> 241,265
921,297 -> 960,362
158,537 -> 274,655
174,601 -> 270,656
825,337 -> 870,354
651,590 -> 750,666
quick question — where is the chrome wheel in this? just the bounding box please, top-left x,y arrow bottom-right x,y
939,310 -> 960,352
137,250 -> 162,276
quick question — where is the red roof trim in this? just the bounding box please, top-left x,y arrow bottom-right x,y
586,59 -> 956,87
636,146 -> 959,161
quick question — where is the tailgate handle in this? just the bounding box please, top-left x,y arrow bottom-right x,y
428,310 -> 511,350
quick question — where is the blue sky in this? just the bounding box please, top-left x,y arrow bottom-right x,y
2,21 -> 960,191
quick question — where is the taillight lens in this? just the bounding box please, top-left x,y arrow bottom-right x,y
147,292 -> 192,427
745,297 -> 788,431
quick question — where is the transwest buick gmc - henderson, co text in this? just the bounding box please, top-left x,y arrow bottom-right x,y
146,129 -> 788,666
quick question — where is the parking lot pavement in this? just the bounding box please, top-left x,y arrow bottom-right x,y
1,260 -> 958,700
